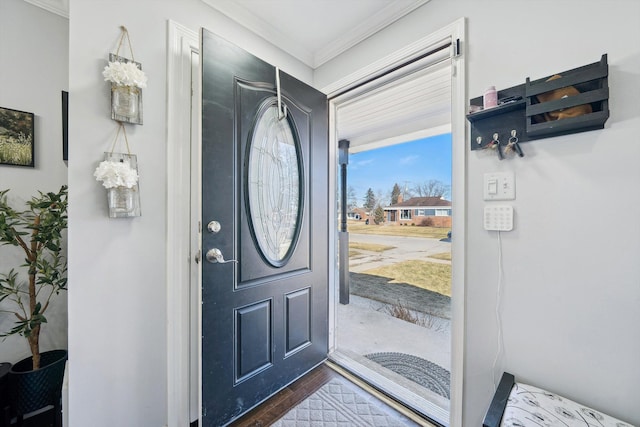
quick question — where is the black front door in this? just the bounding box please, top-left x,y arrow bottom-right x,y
200,29 -> 329,426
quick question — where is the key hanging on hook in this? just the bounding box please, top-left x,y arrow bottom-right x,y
493,133 -> 504,160
508,129 -> 524,157
275,67 -> 287,121
483,135 -> 497,151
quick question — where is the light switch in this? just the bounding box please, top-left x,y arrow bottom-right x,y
484,172 -> 515,200
488,179 -> 498,195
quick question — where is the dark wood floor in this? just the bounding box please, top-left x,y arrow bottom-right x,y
229,363 -> 340,427
10,363 -> 432,427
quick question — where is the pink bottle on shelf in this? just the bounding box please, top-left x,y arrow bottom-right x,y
483,86 -> 498,109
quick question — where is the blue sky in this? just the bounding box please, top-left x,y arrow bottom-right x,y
348,133 -> 452,204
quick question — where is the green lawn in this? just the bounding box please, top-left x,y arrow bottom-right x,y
347,222 -> 449,239
363,260 -> 451,296
347,221 -> 451,297
428,252 -> 451,261
348,242 -> 395,252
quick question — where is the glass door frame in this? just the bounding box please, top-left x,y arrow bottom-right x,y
324,18 -> 466,427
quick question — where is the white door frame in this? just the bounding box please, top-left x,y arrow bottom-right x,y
325,17 -> 466,427
165,17 -> 466,427
166,20 -> 199,427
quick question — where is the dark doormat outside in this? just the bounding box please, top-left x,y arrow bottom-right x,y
365,352 -> 451,400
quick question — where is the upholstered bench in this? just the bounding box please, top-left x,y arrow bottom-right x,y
483,372 -> 635,427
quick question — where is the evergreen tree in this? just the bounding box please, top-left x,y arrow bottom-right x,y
373,205 -> 385,224
390,183 -> 401,205
363,188 -> 376,211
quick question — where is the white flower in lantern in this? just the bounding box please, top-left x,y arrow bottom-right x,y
102,61 -> 147,88
94,160 -> 139,189
103,60 -> 147,121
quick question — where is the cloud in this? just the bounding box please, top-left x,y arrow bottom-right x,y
351,159 -> 374,169
399,155 -> 419,165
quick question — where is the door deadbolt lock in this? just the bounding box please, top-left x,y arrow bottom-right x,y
206,248 -> 237,264
207,221 -> 221,233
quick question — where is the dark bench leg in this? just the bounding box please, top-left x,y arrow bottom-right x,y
1,406 -> 10,427
54,394 -> 62,427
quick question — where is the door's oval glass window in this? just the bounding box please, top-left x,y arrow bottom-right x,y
247,101 -> 302,267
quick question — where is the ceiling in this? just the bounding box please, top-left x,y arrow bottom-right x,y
24,0 -> 447,149
23,0 -> 429,69
201,0 -> 429,68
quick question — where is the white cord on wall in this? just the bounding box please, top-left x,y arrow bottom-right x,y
491,230 -> 505,391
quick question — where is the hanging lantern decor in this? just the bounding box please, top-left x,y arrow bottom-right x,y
93,123 -> 142,218
102,26 -> 146,125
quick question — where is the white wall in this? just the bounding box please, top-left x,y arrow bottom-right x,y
317,0 -> 640,425
67,1 -> 311,426
0,0 -> 68,366
65,0 -> 640,425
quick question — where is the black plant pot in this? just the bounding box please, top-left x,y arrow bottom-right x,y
0,362 -> 11,427
8,350 -> 67,418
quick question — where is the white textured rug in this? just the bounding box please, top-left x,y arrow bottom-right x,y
272,378 -> 419,426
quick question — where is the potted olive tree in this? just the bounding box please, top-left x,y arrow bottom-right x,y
0,185 -> 68,418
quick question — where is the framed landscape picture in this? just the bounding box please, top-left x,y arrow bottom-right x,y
0,106 -> 34,167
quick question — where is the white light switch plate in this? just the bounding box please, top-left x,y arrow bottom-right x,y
483,172 -> 515,201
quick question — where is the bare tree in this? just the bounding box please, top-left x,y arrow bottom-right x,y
412,179 -> 450,199
347,186 -> 358,210
375,189 -> 388,208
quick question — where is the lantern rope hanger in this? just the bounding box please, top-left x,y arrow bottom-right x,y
115,25 -> 136,61
110,121 -> 132,156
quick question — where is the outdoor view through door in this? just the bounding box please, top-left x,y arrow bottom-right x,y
329,41 -> 454,423
200,29 -> 329,426
336,134 -> 453,422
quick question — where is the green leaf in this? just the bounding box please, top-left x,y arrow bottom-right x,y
0,185 -> 68,346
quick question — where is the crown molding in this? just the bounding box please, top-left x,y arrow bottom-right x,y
23,0 -> 68,18
313,0 -> 429,68
201,0 -> 315,66
201,0 -> 429,69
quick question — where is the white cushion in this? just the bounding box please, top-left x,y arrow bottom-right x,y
500,382 -> 634,427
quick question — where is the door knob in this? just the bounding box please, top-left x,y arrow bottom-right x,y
207,221 -> 221,233
206,248 -> 237,264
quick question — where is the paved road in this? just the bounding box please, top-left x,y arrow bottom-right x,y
348,233 -> 451,273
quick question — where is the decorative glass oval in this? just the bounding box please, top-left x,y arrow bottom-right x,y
247,102 -> 302,266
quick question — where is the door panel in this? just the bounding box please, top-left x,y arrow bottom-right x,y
200,29 -> 328,426
284,287 -> 311,355
235,299 -> 272,381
